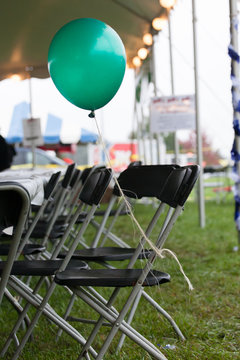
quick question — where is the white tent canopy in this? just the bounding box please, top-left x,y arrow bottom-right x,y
0,0 -> 166,80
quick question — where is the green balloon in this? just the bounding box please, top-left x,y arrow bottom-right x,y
48,18 -> 126,111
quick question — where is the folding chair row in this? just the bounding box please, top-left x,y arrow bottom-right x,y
0,166 -> 91,349
0,168 -> 71,310
1,163 -> 107,265
0,164 -> 199,360
0,163 -> 83,307
0,164 -> 147,356
0,165 -> 114,359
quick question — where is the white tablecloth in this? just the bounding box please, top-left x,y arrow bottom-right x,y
0,168 -> 64,205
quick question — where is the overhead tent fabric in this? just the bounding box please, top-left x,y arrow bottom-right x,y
0,0 -> 165,146
0,0 -> 165,80
5,102 -> 98,144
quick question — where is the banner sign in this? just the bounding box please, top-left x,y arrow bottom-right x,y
150,95 -> 196,133
23,118 -> 44,146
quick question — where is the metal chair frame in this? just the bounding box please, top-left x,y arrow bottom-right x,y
55,164 -> 200,360
1,167 -> 113,360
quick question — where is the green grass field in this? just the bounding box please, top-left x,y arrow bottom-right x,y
0,195 -> 239,359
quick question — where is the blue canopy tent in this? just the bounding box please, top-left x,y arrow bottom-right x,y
6,102 -> 98,145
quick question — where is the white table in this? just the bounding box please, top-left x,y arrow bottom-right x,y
0,168 -> 64,205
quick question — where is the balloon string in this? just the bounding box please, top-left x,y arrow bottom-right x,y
92,113 -> 193,291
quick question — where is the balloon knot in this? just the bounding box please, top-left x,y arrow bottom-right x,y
88,111 -> 95,118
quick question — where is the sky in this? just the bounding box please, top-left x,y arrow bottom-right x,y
153,0 -> 233,158
0,70 -> 135,144
0,0 -> 235,158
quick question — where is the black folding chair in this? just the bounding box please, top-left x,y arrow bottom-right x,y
32,163 -> 76,248
88,161 -> 143,249
53,164 -> 200,360
56,165 -> 184,344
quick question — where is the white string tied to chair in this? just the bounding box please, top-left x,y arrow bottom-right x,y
91,112 -> 194,291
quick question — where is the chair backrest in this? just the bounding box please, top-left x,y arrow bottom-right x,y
69,169 -> 81,189
161,165 -> 200,207
113,164 -> 199,207
80,167 -> 92,184
80,165 -> 107,185
127,161 -> 142,168
79,168 -> 113,206
44,171 -> 62,200
61,163 -> 75,189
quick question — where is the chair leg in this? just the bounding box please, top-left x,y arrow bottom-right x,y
99,199 -> 126,246
3,276 -> 98,359
142,290 -> 185,340
90,219 -> 131,248
3,288 -> 32,341
116,287 -> 143,351
74,286 -> 168,360
78,204 -> 168,356
117,288 -> 185,351
56,293 -> 76,341
8,207 -> 98,359
90,196 -> 117,248
0,276 -> 47,356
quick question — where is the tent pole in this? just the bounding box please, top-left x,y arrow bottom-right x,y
134,69 -> 145,164
192,0 -> 205,228
27,71 -> 36,169
152,34 -> 162,165
168,9 -> 179,164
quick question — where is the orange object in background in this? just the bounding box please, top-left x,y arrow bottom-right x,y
109,142 -> 138,172
63,157 -> 74,164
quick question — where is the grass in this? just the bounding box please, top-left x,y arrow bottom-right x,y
0,197 -> 240,359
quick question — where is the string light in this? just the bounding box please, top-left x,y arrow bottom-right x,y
9,74 -> 22,81
152,17 -> 167,31
143,33 -> 153,46
137,48 -> 149,60
159,0 -> 177,9
132,56 -> 142,67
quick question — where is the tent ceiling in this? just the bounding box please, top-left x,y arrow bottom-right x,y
0,0 -> 165,80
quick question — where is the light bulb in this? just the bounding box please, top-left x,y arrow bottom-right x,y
152,17 -> 167,31
137,48 -> 149,60
9,74 -> 22,81
159,0 -> 177,9
132,56 -> 142,67
143,33 -> 153,46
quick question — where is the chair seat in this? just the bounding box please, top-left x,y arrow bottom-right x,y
0,259 -> 88,276
0,243 -> 46,256
30,218 -> 67,227
56,212 -> 88,224
30,224 -> 68,239
54,269 -> 170,287
58,247 -> 153,261
94,208 -> 129,217
0,234 -> 14,242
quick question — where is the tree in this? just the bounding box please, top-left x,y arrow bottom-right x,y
179,131 -> 221,166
